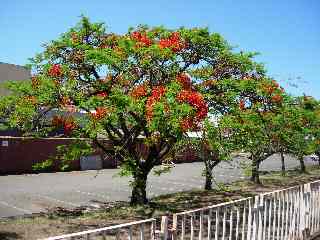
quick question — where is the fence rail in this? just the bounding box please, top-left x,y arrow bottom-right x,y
43,218 -> 156,240
43,180 -> 320,240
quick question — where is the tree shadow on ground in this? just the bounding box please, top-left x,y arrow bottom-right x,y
0,231 -> 21,240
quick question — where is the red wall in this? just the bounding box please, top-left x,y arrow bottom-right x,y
0,137 -> 80,174
0,137 -> 201,174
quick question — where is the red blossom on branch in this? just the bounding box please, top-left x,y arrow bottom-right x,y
150,86 -> 166,100
271,80 -> 280,88
262,80 -> 282,95
180,117 -> 194,131
146,86 -> 167,121
131,31 -> 152,47
176,90 -> 208,130
63,119 -> 77,134
131,85 -> 148,99
96,92 -> 108,98
52,116 -> 77,134
48,64 -> 62,78
239,99 -> 246,110
159,32 -> 186,52
271,94 -> 283,103
91,107 -> 108,120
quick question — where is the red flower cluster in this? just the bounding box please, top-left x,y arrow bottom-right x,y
180,117 -> 194,132
271,80 -> 280,88
131,85 -> 148,99
52,116 -> 77,134
159,32 -> 186,52
146,86 -> 166,121
150,86 -> 166,100
261,80 -> 284,104
239,99 -> 246,110
96,92 -> 108,98
63,120 -> 77,134
271,94 -> 283,103
262,80 -> 281,95
91,107 -> 108,120
176,73 -> 192,89
48,64 -> 62,77
177,90 -> 208,130
131,31 -> 152,47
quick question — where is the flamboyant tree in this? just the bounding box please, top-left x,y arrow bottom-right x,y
221,77 -> 288,184
258,95 -> 320,174
197,51 -> 267,189
0,17 -> 245,204
174,49 -> 267,190
282,96 -> 320,172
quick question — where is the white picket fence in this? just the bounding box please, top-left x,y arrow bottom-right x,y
170,180 -> 320,240
43,180 -> 320,240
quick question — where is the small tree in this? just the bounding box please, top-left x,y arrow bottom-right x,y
202,120 -> 236,190
175,119 -> 235,190
222,78 -> 287,184
175,49 -> 267,190
282,96 -> 320,173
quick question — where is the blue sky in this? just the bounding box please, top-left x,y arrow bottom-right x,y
1,0 -> 319,98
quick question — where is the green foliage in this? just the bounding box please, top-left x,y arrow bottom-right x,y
32,159 -> 54,172
55,140 -> 94,171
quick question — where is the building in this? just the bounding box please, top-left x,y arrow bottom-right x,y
0,62 -> 31,95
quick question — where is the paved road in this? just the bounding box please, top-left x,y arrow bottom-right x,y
0,154 -> 317,218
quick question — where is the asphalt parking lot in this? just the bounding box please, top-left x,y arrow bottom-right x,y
0,154 -> 316,218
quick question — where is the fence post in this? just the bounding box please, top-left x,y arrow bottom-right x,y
151,220 -> 156,240
247,199 -> 252,240
299,185 -> 305,239
252,195 -> 259,240
257,194 -> 264,240
171,214 -> 177,240
199,210 -> 203,240
302,183 -> 311,239
161,216 -> 169,240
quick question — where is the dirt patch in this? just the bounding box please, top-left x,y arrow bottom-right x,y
1,166 -> 320,239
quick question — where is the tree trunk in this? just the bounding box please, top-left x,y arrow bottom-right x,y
298,155 -> 307,173
280,150 -> 286,176
315,151 -> 320,166
204,165 -> 213,190
131,171 -> 148,205
250,156 -> 261,184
